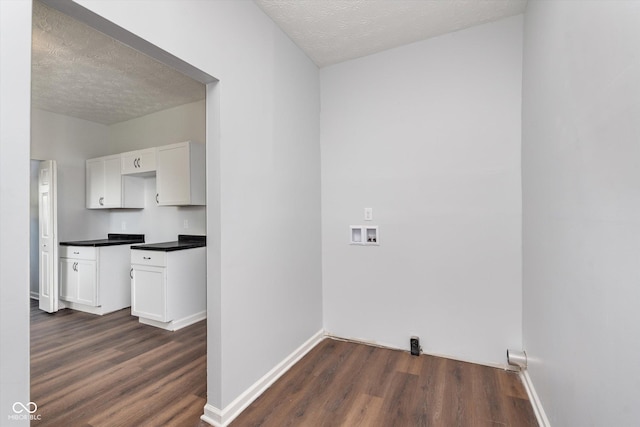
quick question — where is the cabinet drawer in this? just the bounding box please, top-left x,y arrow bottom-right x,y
131,250 -> 166,267
59,246 -> 96,260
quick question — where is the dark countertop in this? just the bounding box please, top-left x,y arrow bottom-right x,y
131,235 -> 206,252
60,233 -> 145,247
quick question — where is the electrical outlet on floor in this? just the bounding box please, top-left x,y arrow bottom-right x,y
410,336 -> 421,356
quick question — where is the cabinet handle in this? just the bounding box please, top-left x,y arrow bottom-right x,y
73,262 -> 77,272
73,251 -> 80,254
99,197 -> 104,206
156,193 -> 159,204
143,257 -> 151,260
130,268 -> 133,279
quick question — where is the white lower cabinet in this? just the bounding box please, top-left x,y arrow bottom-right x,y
131,247 -> 205,331
130,264 -> 166,322
59,258 -> 76,302
60,258 -> 97,306
59,245 -> 133,315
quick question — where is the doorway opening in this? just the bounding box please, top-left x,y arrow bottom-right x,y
29,1 -> 218,424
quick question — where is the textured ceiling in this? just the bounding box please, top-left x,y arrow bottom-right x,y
31,1 -> 205,125
31,1 -> 526,125
255,0 -> 528,67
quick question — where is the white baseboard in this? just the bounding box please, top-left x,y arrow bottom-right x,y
520,370 -> 550,427
30,291 -> 39,300
139,311 -> 206,331
64,301 -> 106,316
173,311 -> 206,330
200,329 -> 325,427
201,404 -> 222,427
325,333 -> 517,372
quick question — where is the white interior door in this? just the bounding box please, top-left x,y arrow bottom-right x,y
38,160 -> 59,313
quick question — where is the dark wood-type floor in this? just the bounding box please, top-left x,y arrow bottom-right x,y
30,299 -> 207,427
228,339 -> 538,427
31,301 -> 537,427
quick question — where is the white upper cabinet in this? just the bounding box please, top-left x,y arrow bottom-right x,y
121,147 -> 156,175
86,142 -> 204,209
86,154 -> 144,209
156,141 -> 205,206
86,154 -> 121,208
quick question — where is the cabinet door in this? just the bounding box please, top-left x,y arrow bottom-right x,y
102,156 -> 122,208
59,258 -> 77,302
136,149 -> 156,173
86,155 -> 122,209
131,265 -> 167,321
121,148 -> 156,175
59,258 -> 97,306
156,144 -> 190,205
76,260 -> 98,306
121,152 -> 139,176
85,159 -> 105,209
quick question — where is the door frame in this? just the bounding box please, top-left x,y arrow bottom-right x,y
31,0 -> 220,422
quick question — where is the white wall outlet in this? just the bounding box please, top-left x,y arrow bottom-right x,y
183,219 -> 189,229
364,208 -> 373,221
121,221 -> 126,231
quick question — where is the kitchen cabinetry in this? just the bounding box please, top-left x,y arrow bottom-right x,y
130,262 -> 166,322
156,141 -> 205,206
59,247 -> 97,306
121,147 -> 156,175
86,154 -> 144,209
59,244 -> 133,315
130,246 -> 206,330
86,155 -> 121,208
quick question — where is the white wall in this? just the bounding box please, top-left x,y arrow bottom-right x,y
31,109 -> 111,242
73,0 -> 323,415
107,100 -> 206,243
107,178 -> 206,243
0,0 -> 31,422
108,100 -> 205,152
321,16 -> 523,366
522,1 -> 640,425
